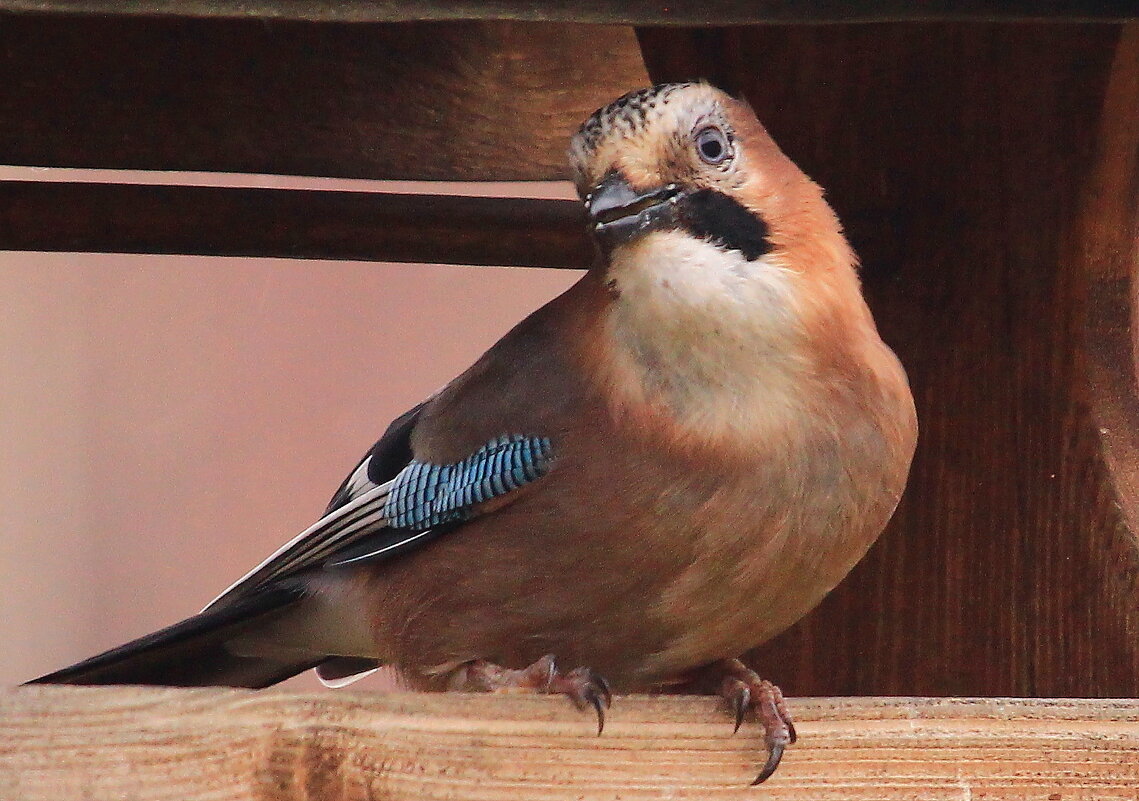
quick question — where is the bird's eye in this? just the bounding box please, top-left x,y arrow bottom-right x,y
694,126 -> 731,165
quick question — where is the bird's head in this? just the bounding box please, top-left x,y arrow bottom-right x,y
569,82 -> 851,279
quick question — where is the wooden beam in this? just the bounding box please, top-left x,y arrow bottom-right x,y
1079,25 -> 1139,677
0,15 -> 648,180
3,688 -> 1138,800
2,0 -> 1137,23
0,180 -> 593,267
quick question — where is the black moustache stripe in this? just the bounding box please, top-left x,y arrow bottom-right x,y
676,189 -> 772,261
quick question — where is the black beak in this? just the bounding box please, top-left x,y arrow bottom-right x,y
586,172 -> 682,251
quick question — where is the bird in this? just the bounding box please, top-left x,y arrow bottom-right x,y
28,82 -> 917,784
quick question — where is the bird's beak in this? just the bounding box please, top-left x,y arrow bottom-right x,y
586,172 -> 682,251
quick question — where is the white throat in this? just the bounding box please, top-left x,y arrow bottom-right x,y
600,230 -> 809,442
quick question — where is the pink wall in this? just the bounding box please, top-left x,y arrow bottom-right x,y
1,249 -> 580,686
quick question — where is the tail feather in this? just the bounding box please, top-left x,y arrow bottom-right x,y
27,585 -> 320,688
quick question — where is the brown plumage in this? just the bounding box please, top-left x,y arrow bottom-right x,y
375,84 -> 914,680
30,83 -> 916,783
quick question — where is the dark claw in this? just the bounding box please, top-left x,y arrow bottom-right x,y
581,668 -> 611,734
592,669 -> 613,708
732,684 -> 751,734
587,687 -> 606,735
558,666 -> 612,735
752,739 -> 785,786
788,720 -> 798,744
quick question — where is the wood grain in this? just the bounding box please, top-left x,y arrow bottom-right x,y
1080,25 -> 1139,678
3,687 -> 1139,800
2,0 -> 1138,23
640,23 -> 1139,699
0,14 -> 647,180
0,181 -> 593,267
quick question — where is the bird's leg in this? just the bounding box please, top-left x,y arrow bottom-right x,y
685,658 -> 796,784
448,654 -> 613,734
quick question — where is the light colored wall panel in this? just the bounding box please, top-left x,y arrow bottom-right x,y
0,251 -> 579,686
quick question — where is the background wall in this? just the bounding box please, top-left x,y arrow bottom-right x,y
1,244 -> 579,687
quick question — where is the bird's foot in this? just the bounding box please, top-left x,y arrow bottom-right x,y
550,665 -> 613,735
450,654 -> 613,734
712,658 -> 796,784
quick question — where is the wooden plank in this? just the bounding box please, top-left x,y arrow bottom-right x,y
640,23 -> 1139,698
1079,25 -> 1139,667
2,0 -> 1138,23
0,15 -> 648,180
0,180 -> 592,267
3,688 -> 1139,800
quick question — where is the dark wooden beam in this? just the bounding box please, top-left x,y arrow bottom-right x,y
0,15 -> 648,180
2,0 -> 1137,23
0,181 -> 593,268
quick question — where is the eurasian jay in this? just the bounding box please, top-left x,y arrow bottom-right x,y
30,83 -> 917,783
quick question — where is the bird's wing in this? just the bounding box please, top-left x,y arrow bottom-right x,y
204,402 -> 554,611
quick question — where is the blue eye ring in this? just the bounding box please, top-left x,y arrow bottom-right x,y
695,125 -> 731,165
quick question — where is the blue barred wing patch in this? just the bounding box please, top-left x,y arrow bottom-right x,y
383,434 -> 553,531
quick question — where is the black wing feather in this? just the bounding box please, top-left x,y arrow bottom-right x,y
325,402 -> 425,513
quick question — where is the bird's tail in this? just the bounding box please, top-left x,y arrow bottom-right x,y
26,585 -> 320,688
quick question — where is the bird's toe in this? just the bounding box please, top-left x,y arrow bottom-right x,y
713,659 -> 795,784
551,665 -> 613,735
